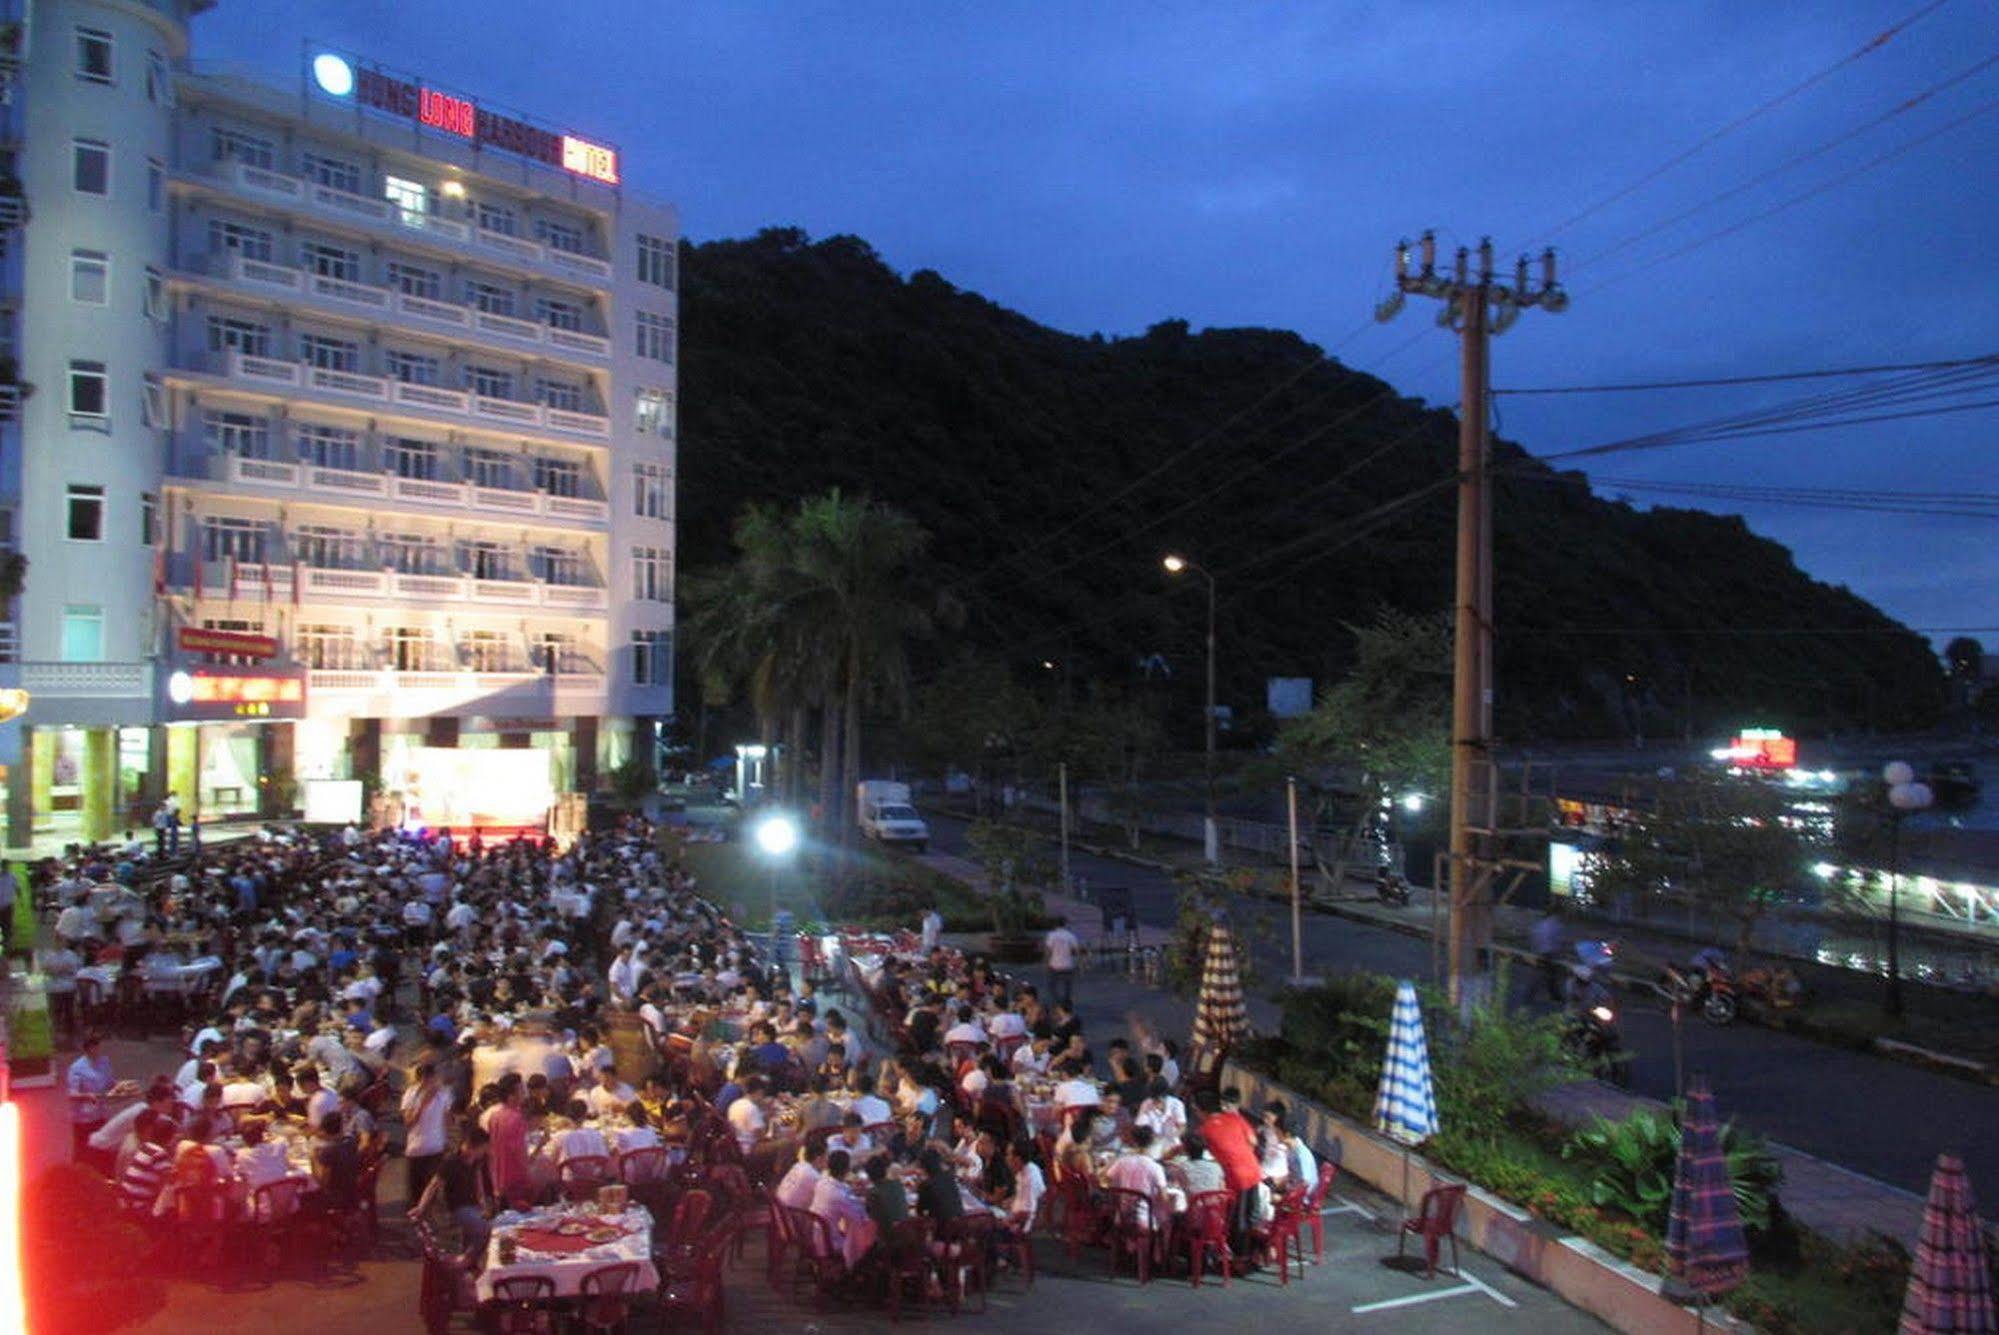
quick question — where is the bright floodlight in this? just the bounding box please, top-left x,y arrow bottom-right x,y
312,53 -> 355,97
1401,793 -> 1425,814
1162,554 -> 1188,574
754,813 -> 799,857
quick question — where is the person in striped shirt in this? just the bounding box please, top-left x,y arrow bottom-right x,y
118,1112 -> 175,1213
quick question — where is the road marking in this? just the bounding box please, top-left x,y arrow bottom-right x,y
1458,1268 -> 1520,1308
1324,1196 -> 1375,1220
1351,1283 -> 1479,1314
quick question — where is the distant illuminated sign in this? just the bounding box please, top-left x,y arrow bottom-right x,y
1714,727 -> 1797,770
317,50 -> 621,185
0,688 -> 27,724
163,669 -> 307,721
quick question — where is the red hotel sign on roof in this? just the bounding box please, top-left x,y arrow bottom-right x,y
325,54 -> 620,186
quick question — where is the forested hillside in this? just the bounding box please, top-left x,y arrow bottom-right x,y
675,228 -> 1943,739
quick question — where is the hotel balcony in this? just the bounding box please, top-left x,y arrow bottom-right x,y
172,556 -> 611,613
302,665 -> 609,718
188,160 -> 615,287
177,349 -> 611,443
181,452 -> 612,529
184,252 -> 613,365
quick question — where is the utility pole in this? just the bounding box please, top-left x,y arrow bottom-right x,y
1377,231 -> 1567,1009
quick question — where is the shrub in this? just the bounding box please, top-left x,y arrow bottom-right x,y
1431,970 -> 1580,1138
1563,1104 -> 1784,1236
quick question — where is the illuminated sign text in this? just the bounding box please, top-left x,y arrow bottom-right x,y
341,59 -> 619,185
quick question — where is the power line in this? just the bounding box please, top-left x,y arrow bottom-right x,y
1530,475 -> 1999,520
1566,49 -> 1999,274
1580,95 -> 1999,297
1511,626 -> 1995,638
1493,353 -> 1997,396
1523,0 -> 1951,248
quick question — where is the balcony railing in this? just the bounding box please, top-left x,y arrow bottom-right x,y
178,557 -> 608,610
210,451 -> 611,524
19,662 -> 150,694
223,161 -> 615,282
205,350 -> 611,439
308,667 -> 610,697
0,620 -> 15,663
213,253 -> 612,360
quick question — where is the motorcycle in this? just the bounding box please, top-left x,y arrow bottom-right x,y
1660,960 -> 1739,1025
1736,964 -> 1805,1011
1375,868 -> 1412,907
1561,999 -> 1631,1087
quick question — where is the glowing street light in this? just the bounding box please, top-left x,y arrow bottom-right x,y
754,812 -> 799,858
1162,553 -> 1219,863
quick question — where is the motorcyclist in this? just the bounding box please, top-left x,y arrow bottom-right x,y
1530,909 -> 1566,1003
1564,940 -> 1616,1012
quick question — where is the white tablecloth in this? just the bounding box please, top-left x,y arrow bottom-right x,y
476,1206 -> 659,1303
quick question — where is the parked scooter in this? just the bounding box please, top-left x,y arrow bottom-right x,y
1375,867 -> 1412,907
1660,958 -> 1740,1026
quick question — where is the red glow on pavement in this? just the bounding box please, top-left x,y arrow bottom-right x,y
0,1102 -> 26,1334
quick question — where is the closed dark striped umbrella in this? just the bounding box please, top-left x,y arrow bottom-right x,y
1665,1076 -> 1748,1315
1901,1152 -> 1995,1334
1190,916 -> 1248,1064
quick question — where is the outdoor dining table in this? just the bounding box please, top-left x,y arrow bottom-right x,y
475,1203 -> 660,1304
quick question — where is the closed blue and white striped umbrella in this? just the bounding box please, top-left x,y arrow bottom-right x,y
1373,980 -> 1438,1146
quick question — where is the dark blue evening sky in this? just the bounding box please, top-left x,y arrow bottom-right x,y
199,2 -> 1999,648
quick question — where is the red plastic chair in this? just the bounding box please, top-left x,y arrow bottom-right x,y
946,1040 -> 984,1070
994,1033 -> 1027,1064
937,1213 -> 995,1312
618,1146 -> 667,1184
410,1214 -> 479,1334
488,1274 -> 558,1334
783,1206 -> 844,1304
994,1190 -> 1042,1288
884,1216 -> 939,1323
1104,1186 -> 1163,1283
559,1155 -> 612,1202
657,1224 -> 730,1332
1255,1181 -> 1310,1285
575,1260 -> 639,1334
1397,1183 -> 1466,1278
1295,1160 -> 1339,1263
1179,1189 -> 1235,1287
1054,1174 -> 1105,1261
668,1187 -> 714,1243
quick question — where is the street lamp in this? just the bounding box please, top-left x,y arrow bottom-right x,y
1881,761 -> 1932,1018
753,812 -> 801,966
1163,553 -> 1219,863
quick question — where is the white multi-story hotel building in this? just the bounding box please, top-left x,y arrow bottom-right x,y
0,0 -> 677,845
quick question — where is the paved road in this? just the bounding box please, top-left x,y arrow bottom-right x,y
928,813 -> 1999,1207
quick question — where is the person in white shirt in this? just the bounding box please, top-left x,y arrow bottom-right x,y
848,1078 -> 892,1130
1043,920 -> 1081,1008
548,1100 -> 610,1164
613,1105 -> 662,1156
1053,1070 -> 1101,1115
296,1069 -> 338,1129
942,1006 -> 986,1049
1134,1080 -> 1187,1154
444,899 -> 479,933
808,1150 -> 873,1268
584,1067 -> 637,1120
400,1062 -> 454,1208
233,1118 -> 295,1218
1004,1141 -> 1047,1232
727,1075 -> 771,1152
984,1007 -> 1027,1042
1257,1101 -> 1291,1189
1104,1127 -> 1170,1230
774,1144 -> 826,1211
919,909 -> 943,953
606,946 -> 640,1006
1011,1037 -> 1053,1077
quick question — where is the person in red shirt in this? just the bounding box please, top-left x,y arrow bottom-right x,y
1197,1087 -> 1263,1244
484,1075 -> 532,1208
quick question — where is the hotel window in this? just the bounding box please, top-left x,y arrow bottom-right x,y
212,127 -> 275,170
632,546 -> 670,602
465,366 -> 513,400
532,632 -> 576,675
147,158 -> 163,212
75,27 -> 114,83
384,176 -> 429,227
203,516 -> 265,563
462,630 -> 513,673
635,311 -> 675,364
466,281 -> 516,317
297,624 -> 362,670
463,447 -> 512,489
208,220 -> 275,263
386,262 -> 441,300
381,533 -> 443,575
385,438 -> 439,480
298,333 -> 359,372
534,379 -> 583,413
299,241 -> 360,282
535,218 -> 584,254
68,360 -> 109,419
205,411 -> 270,459
70,249 -> 110,305
143,267 -> 167,321
146,50 -> 169,104
386,627 -> 442,672
631,630 -> 671,686
386,350 -> 440,386
634,462 -> 670,519
206,316 -> 271,357
141,493 -> 158,546
533,456 -> 582,497
66,484 -> 106,541
296,526 -> 365,571
141,377 -> 167,429
61,606 -> 105,663
475,201 -> 516,236
73,139 -> 111,195
634,387 -> 674,437
301,152 -> 361,196
464,539 -> 512,581
535,297 -> 582,331
636,234 -> 676,290
297,422 -> 361,472
531,545 -> 586,586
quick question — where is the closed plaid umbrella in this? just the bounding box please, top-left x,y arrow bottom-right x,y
1190,916 -> 1248,1065
1666,1076 -> 1749,1325
1373,980 -> 1437,1216
1900,1152 -> 1995,1334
